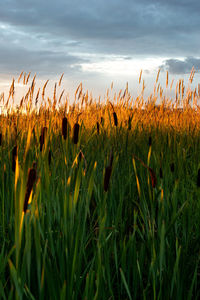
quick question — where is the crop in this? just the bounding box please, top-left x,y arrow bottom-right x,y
0,70 -> 200,299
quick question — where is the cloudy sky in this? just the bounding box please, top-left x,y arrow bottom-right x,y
0,0 -> 200,100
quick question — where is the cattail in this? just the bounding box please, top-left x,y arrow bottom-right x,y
12,145 -> 17,172
149,168 -> 157,188
104,166 -> 112,192
48,149 -> 51,166
128,116 -> 131,130
0,133 -> 2,146
113,112 -> 118,126
23,166 -> 37,213
170,163 -> 175,173
197,169 -> 200,187
73,123 -> 79,144
97,122 -> 100,134
159,167 -> 163,179
148,136 -> 152,147
39,127 -> 47,151
62,117 -> 68,140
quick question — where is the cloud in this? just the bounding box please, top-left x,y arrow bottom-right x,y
0,0 -> 200,77
160,57 -> 200,74
0,44 -> 89,77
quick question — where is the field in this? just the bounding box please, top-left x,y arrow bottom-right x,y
1,71 -> 200,299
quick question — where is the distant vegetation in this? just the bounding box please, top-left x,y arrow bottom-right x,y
0,70 -> 200,299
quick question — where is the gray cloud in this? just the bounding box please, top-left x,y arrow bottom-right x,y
0,43 -> 88,77
160,57 -> 200,74
0,0 -> 200,77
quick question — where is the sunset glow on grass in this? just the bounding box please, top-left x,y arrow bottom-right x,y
1,0 -> 200,299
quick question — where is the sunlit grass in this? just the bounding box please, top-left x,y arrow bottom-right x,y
0,70 -> 200,299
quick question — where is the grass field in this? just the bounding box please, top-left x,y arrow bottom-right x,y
0,71 -> 200,299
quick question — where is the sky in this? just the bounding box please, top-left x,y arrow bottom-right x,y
0,0 -> 200,103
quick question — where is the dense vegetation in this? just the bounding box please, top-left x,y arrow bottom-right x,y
0,71 -> 200,299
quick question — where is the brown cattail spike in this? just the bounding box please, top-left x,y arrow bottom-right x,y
97,122 -> 100,135
170,163 -> 175,173
128,116 -> 131,130
62,117 -> 68,140
73,123 -> 79,144
12,145 -> 17,172
149,168 -> 157,188
39,127 -> 47,151
148,136 -> 152,146
48,149 -> 51,166
113,112 -> 118,126
197,169 -> 200,187
0,133 -> 2,146
23,167 -> 37,213
159,167 -> 163,179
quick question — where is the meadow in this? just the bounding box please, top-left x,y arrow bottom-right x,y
0,70 -> 200,299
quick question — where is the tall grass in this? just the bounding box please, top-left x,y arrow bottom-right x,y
0,70 -> 200,299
